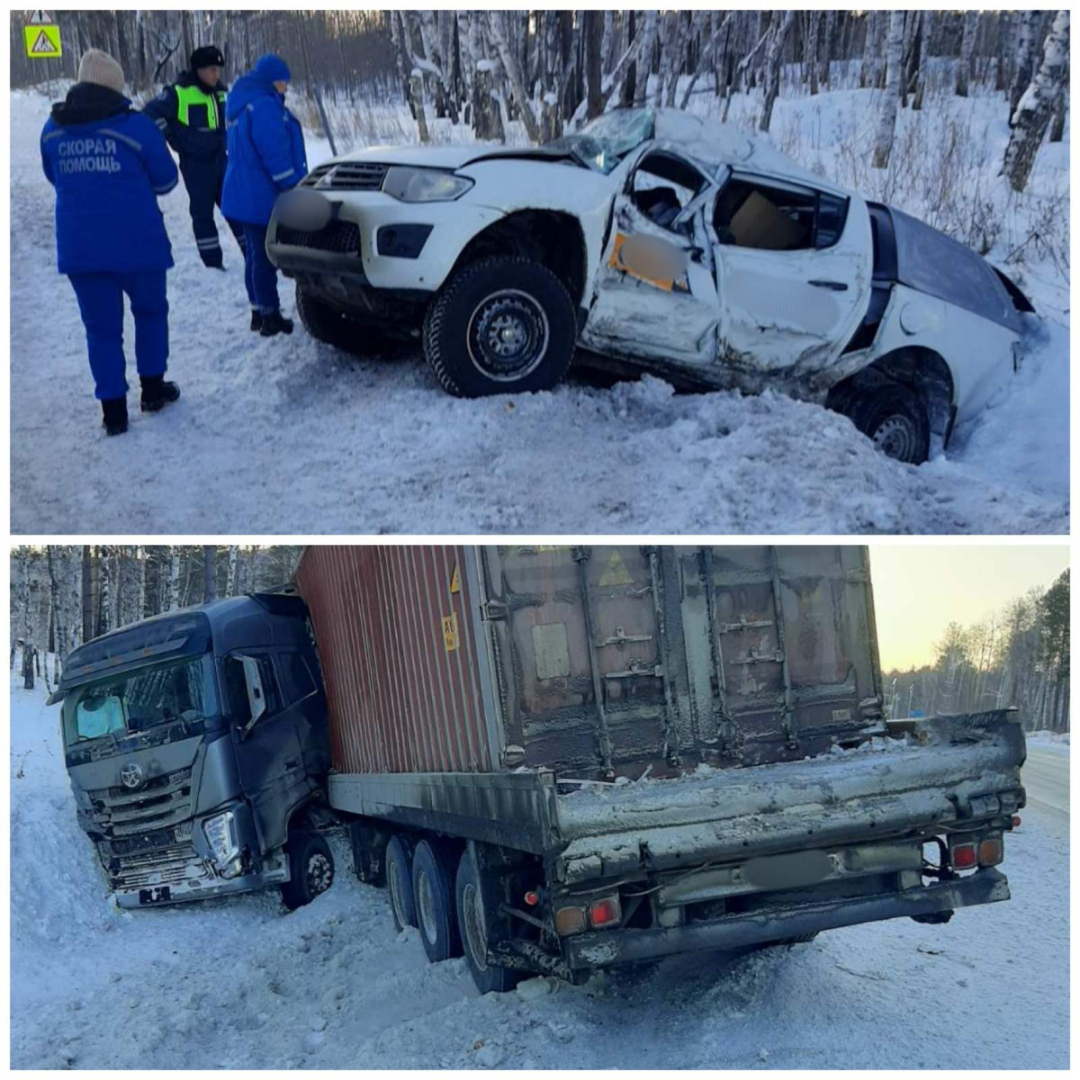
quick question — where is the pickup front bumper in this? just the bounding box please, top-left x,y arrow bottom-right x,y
562,867 -> 1010,970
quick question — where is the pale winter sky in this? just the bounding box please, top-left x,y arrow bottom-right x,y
869,545 -> 1070,672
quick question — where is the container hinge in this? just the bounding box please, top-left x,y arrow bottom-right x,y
481,600 -> 508,621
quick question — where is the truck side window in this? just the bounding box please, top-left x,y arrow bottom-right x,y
283,651 -> 318,704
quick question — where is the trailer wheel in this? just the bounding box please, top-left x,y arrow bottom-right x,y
412,840 -> 463,963
422,256 -> 576,398
280,832 -> 335,911
455,849 -> 522,995
386,835 -> 417,931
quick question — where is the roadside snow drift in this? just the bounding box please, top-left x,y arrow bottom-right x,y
10,671 -> 1069,1069
10,86 -> 1068,534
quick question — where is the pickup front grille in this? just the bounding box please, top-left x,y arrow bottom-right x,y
277,220 -> 361,256
302,161 -> 388,191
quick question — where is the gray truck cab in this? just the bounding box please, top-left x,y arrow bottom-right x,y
51,593 -> 335,910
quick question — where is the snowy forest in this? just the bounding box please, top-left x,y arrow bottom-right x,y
10,546 -> 303,692
885,569 -> 1070,733
9,9 -> 1070,195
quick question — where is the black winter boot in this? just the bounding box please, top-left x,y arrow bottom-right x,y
101,397 -> 128,436
140,375 -> 181,413
259,311 -> 294,337
250,310 -> 263,333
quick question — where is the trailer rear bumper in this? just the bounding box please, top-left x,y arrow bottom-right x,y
562,868 -> 1010,970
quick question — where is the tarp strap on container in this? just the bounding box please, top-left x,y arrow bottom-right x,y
572,547 -> 615,777
700,547 -> 734,753
646,546 -> 681,764
768,546 -> 798,749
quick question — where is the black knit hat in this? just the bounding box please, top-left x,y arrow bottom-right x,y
190,45 -> 225,70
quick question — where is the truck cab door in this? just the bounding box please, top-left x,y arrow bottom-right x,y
710,172 -> 873,378
582,149 -> 720,365
226,651 -> 308,855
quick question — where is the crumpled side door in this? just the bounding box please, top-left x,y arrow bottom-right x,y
711,174 -> 873,382
582,179 -> 720,366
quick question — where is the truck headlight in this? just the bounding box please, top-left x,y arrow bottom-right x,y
203,811 -> 240,867
382,166 -> 473,203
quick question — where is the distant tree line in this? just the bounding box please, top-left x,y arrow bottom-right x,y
9,10 -> 1068,191
885,570 -> 1070,733
10,546 -> 303,691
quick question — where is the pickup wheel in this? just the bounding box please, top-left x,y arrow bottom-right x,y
295,286 -> 407,359
423,256 -> 576,397
280,832 -> 335,911
412,839 -> 463,963
845,385 -> 931,465
455,848 -> 522,995
386,835 -> 417,932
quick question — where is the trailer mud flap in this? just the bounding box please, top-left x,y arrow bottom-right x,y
563,868 -> 1010,969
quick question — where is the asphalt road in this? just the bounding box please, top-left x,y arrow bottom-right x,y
1021,745 -> 1069,819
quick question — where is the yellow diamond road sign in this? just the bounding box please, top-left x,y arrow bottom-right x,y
25,24 -> 61,59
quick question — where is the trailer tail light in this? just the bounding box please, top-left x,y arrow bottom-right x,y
978,835 -> 1004,867
1011,816 -> 1022,829
950,842 -> 977,871
524,890 -> 540,907
554,905 -> 587,936
588,895 -> 622,929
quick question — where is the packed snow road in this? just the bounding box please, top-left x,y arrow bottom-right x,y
10,678 -> 1069,1070
10,88 -> 1069,535
1022,744 -> 1069,819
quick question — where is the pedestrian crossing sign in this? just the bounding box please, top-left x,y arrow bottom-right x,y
24,24 -> 61,59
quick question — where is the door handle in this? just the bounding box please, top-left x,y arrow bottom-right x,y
808,279 -> 849,291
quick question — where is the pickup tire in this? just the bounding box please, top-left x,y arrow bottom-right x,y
280,832 -> 335,911
455,848 -> 522,995
412,839 -> 463,964
295,286 -> 407,359
386,835 -> 417,932
423,256 -> 576,397
845,385 -> 930,465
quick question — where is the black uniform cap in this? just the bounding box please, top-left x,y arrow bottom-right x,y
191,45 -> 225,70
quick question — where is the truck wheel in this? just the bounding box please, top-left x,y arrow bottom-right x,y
295,286 -> 407,359
386,835 -> 417,931
411,840 -> 463,963
455,849 -> 522,995
280,832 -> 335,911
845,385 -> 930,465
422,256 -> 576,397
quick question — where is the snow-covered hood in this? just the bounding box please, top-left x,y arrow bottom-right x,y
330,144 -> 570,171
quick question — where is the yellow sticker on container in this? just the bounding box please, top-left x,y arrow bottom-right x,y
442,613 -> 459,651
450,564 -> 460,594
599,550 -> 633,588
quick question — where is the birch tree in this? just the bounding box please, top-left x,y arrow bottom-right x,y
488,11 -> 539,143
1009,12 -> 1041,121
956,10 -> 978,97
1004,10 -> 1070,193
167,547 -> 181,611
872,12 -> 905,169
759,12 -> 794,133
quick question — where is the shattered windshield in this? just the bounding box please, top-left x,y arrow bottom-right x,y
63,654 -> 219,745
546,108 -> 655,175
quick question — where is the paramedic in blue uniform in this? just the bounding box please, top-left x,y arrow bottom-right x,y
144,45 -> 252,295
41,49 -> 180,436
222,54 -> 308,337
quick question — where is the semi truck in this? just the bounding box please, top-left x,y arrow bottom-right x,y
54,545 -> 1026,995
295,545 -> 1026,993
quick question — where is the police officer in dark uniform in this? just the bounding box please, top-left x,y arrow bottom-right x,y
144,45 -> 250,283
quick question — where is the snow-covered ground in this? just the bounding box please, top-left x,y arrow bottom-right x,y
10,670 -> 1069,1069
10,83 -> 1068,534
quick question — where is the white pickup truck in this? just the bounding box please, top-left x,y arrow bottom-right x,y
268,106 -> 1034,465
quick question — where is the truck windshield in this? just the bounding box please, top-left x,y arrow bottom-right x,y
546,107 -> 655,175
62,654 -> 219,745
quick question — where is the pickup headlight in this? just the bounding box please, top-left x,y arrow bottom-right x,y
203,810 -> 240,867
382,166 -> 473,203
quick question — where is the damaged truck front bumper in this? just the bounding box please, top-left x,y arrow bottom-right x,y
563,868 -> 1010,970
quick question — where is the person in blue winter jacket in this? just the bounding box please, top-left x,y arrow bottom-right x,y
222,54 -> 307,337
41,49 -> 181,436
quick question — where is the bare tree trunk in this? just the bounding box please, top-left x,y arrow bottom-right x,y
873,12 -> 905,169
227,545 -> 239,596
913,10 -> 934,111
583,10 -> 603,121
808,11 -> 820,95
821,9 -> 835,87
1009,12 -> 1040,121
167,547 -> 181,611
759,12 -> 794,133
680,12 -> 733,109
97,545 -> 112,636
488,11 -> 540,143
1004,10 -> 1070,192
203,545 -> 216,603
1049,85 -> 1068,141
956,10 -> 977,97
81,545 -> 94,643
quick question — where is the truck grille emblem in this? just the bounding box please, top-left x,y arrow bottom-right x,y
119,763 -> 145,790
